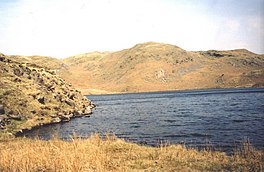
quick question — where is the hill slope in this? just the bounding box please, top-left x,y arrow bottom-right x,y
62,42 -> 264,94
0,53 -> 94,136
6,42 -> 264,95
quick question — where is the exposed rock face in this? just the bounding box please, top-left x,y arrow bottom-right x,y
0,53 -> 94,135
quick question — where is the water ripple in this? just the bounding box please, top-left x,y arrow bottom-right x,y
20,88 -> 264,153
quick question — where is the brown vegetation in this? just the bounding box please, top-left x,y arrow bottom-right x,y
9,42 -> 264,95
1,45 -> 264,171
62,42 -> 264,95
0,53 -> 94,136
0,134 -> 263,171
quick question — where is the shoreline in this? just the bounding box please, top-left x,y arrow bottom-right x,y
16,129 -> 262,156
1,134 -> 263,171
0,53 -> 96,137
14,111 -> 93,138
10,87 -> 264,139
17,87 -> 264,154
85,86 -> 264,96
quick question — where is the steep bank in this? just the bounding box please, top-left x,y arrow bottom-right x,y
0,53 -> 94,136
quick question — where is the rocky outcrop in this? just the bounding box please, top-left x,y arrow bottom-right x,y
0,53 -> 95,136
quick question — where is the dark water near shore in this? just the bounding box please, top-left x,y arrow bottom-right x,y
21,88 -> 264,152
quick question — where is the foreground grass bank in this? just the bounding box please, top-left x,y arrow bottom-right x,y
0,134 -> 263,171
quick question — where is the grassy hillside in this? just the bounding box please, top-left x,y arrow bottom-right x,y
62,42 -> 264,94
1,45 -> 263,171
8,55 -> 70,77
0,134 -> 263,171
6,42 -> 264,95
0,53 -> 94,136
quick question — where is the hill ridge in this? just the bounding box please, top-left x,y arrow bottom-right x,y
62,42 -> 264,94
2,42 -> 264,94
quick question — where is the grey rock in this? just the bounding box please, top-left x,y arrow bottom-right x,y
14,77 -> 22,82
60,115 -> 70,122
83,107 -> 92,116
8,114 -> 22,121
0,117 -> 11,128
69,94 -> 75,100
67,112 -> 73,119
73,110 -> 83,117
38,96 -> 45,104
13,68 -> 24,76
0,116 -> 4,124
0,116 -> 3,122
91,103 -> 96,108
57,112 -> 64,116
0,55 -> 5,62
65,100 -> 75,106
50,113 -> 58,118
24,67 -> 31,75
0,104 -> 4,114
51,117 -> 61,123
57,112 -> 71,122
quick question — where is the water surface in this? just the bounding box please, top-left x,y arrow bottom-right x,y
22,88 -> 264,152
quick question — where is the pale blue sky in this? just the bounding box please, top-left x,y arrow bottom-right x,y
0,0 -> 263,58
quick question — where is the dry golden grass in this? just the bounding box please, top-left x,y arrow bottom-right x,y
0,134 -> 263,171
60,42 -> 264,94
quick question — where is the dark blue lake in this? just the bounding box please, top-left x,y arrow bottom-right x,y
22,88 -> 264,152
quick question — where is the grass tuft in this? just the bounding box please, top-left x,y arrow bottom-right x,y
0,134 -> 263,171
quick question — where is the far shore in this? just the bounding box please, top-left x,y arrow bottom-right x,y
82,86 -> 264,96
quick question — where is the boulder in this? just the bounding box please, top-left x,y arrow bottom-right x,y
47,83 -> 56,91
14,77 -> 22,82
24,67 -> 31,75
51,117 -> 61,123
59,115 -> 70,122
13,67 -> 24,76
8,114 -> 23,121
0,105 -> 4,114
73,110 -> 82,117
69,93 -> 76,100
0,56 -> 5,62
25,74 -> 32,80
0,116 -> 4,123
83,107 -> 92,116
91,103 -> 96,108
0,117 -> 10,129
50,114 -> 58,118
65,100 -> 75,106
37,96 -> 45,104
57,112 -> 72,122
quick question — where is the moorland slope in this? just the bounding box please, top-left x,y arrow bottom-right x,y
63,42 -> 264,94
0,53 -> 94,136
6,42 -> 264,95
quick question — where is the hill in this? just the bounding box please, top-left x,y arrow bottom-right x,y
62,42 -> 264,94
5,42 -> 264,95
0,53 -> 94,136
